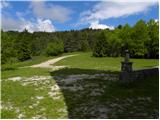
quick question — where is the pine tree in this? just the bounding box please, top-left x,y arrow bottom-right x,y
93,31 -> 108,57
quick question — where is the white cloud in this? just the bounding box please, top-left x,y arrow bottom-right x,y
89,21 -> 114,30
30,1 -> 72,23
80,0 -> 158,26
16,11 -> 23,18
154,19 -> 159,22
37,19 -> 55,32
2,15 -> 56,33
1,16 -> 23,31
2,1 -> 58,32
0,1 -> 10,9
21,19 -> 56,33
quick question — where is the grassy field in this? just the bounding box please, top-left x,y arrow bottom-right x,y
54,52 -> 158,71
1,52 -> 159,119
1,52 -> 78,71
1,52 -> 79,79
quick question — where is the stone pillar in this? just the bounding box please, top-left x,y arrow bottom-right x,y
119,50 -> 133,84
121,50 -> 133,72
124,50 -> 129,62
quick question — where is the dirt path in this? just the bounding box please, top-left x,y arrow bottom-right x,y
30,54 -> 78,69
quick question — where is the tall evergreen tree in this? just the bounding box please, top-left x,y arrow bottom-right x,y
15,29 -> 32,61
93,31 -> 108,57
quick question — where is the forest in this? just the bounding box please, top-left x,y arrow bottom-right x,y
1,19 -> 159,64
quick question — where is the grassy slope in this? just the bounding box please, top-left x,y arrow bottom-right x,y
54,52 -> 158,71
1,52 -> 80,79
2,56 -> 53,69
2,68 -> 51,79
1,52 -> 159,119
1,55 -> 52,79
2,52 -> 158,79
2,52 -> 79,70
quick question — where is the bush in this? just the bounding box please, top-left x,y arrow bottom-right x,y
81,40 -> 89,52
46,41 -> 64,56
17,44 -> 31,61
93,31 -> 108,57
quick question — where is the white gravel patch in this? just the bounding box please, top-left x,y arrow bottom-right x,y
1,102 -> 14,111
32,115 -> 43,119
52,96 -> 61,100
1,101 -> 26,118
51,84 -> 60,91
7,76 -> 52,82
48,91 -> 59,97
48,84 -> 62,100
8,77 -> 22,81
17,113 -> 25,119
7,76 -> 52,87
57,108 -> 68,113
23,76 -> 52,81
29,105 -> 34,109
36,96 -> 44,100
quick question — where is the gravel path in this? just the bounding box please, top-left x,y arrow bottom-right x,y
30,54 -> 78,69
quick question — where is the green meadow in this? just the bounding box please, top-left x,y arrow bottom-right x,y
1,1 -> 159,119
1,52 -> 159,119
54,52 -> 158,71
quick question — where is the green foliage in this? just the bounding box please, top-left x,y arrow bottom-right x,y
13,30 -> 32,61
63,31 -> 81,52
1,109 -> 17,119
93,31 -> 108,57
46,40 -> 64,56
145,19 -> 159,58
16,44 -> 32,61
106,30 -> 122,57
118,24 -> 132,55
81,40 -> 89,52
93,30 -> 122,57
1,31 -> 17,64
130,19 -> 149,58
54,52 -> 158,71
1,19 -> 159,65
93,19 -> 159,58
1,55 -> 53,72
81,32 -> 90,51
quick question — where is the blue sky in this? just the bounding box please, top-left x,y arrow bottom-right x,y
1,0 -> 159,32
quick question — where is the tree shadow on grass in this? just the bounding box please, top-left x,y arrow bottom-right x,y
50,68 -> 159,119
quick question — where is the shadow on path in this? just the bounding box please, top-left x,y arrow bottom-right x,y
50,68 -> 159,119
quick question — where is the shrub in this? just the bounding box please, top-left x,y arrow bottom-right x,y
17,44 -> 31,61
46,41 -> 64,56
93,31 -> 108,57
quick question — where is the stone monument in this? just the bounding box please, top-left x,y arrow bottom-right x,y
119,50 -> 158,84
121,50 -> 133,72
119,50 -> 133,84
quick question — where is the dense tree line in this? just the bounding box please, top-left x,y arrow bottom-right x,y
93,19 -> 159,58
1,28 -> 99,64
1,19 -> 159,64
